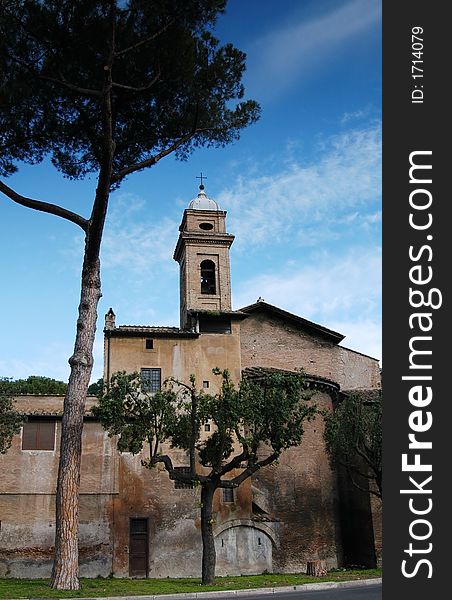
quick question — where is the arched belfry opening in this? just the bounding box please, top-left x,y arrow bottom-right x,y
173,183 -> 235,329
201,260 -> 216,295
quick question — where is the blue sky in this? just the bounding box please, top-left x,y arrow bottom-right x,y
0,0 -> 381,383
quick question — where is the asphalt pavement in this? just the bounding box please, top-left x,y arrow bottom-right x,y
62,578 -> 382,600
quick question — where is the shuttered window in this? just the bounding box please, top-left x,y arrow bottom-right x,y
22,421 -> 56,450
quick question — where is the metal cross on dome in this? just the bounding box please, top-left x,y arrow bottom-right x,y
196,172 -> 207,188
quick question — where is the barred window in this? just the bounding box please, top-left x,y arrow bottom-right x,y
222,487 -> 234,503
141,368 -> 161,393
174,466 -> 194,489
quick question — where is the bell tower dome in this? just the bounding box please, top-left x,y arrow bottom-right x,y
173,184 -> 234,329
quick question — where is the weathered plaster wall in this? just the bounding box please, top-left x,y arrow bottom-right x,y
0,406 -> 116,578
251,392 -> 343,572
105,326 -> 242,388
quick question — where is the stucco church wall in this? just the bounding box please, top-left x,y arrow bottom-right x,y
106,327 -> 242,388
240,313 -> 380,390
111,445 -> 252,578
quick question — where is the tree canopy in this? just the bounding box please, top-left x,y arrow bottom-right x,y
1,0 -> 259,186
323,392 -> 382,499
94,368 -> 315,584
0,375 -> 68,395
87,378 -> 104,396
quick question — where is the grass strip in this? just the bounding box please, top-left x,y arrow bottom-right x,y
0,569 -> 381,599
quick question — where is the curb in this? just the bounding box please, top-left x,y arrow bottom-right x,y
28,578 -> 381,600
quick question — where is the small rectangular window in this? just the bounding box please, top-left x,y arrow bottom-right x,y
204,423 -> 211,432
130,518 -> 148,534
203,380 -> 209,388
141,368 -> 161,393
174,466 -> 194,489
22,421 -> 55,451
145,339 -> 154,350
222,487 -> 234,503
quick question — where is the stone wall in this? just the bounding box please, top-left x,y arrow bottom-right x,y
240,312 -> 380,391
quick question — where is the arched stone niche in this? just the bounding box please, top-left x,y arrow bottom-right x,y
214,520 -> 277,576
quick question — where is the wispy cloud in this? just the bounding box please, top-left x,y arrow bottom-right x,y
101,193 -> 179,274
218,122 -> 381,249
341,106 -> 373,124
247,0 -> 381,98
233,245 -> 381,360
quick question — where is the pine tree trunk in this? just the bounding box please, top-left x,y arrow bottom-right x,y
201,483 -> 217,585
50,256 -> 101,590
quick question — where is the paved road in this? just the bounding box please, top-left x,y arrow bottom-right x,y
271,583 -> 381,600
203,583 -> 382,600
69,581 -> 383,600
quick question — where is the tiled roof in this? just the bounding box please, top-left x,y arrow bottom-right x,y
106,325 -> 198,338
117,325 -> 181,333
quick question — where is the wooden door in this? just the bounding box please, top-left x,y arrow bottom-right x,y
129,518 -> 148,577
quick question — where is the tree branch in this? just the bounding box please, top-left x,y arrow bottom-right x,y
111,132 -> 196,183
0,180 -> 88,231
6,51 -> 102,99
114,20 -> 174,58
37,73 -> 102,98
112,71 -> 160,92
217,447 -> 249,477
148,453 -> 208,484
226,451 -> 280,488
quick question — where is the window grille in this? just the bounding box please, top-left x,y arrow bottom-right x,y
141,368 -> 161,393
174,466 -> 194,489
222,487 -> 234,503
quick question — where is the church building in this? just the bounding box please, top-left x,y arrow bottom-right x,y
0,184 -> 381,579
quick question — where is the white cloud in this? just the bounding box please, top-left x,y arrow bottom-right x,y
101,193 -> 178,274
341,107 -> 372,124
233,245 -> 381,360
247,0 -> 381,98
218,123 -> 381,249
333,319 -> 381,363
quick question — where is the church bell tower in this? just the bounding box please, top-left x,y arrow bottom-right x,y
173,183 -> 234,330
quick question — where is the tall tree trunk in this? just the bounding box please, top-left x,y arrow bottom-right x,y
201,483 -> 217,585
50,254 -> 102,590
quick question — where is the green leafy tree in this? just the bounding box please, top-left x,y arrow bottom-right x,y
94,368 -> 315,585
87,378 -> 104,396
323,392 -> 382,500
1,0 -> 259,589
0,393 -> 25,454
0,376 -> 68,395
